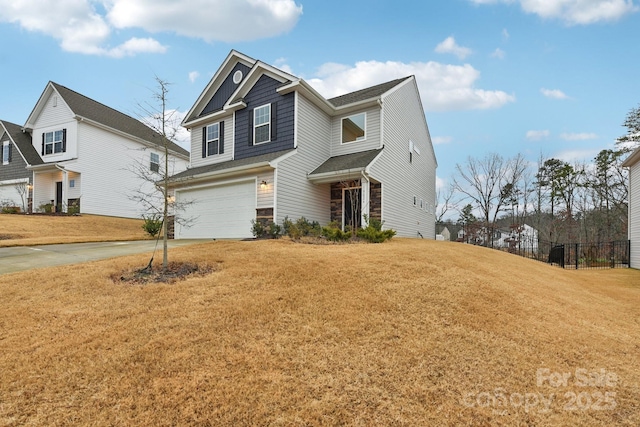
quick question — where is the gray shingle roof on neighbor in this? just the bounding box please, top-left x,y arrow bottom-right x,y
327,77 -> 412,107
310,149 -> 382,175
170,149 -> 295,181
51,82 -> 189,158
0,120 -> 43,165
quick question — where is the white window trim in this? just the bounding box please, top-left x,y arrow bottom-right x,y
44,130 -> 64,155
2,141 -> 9,165
340,112 -> 367,144
253,103 -> 271,145
150,152 -> 160,173
206,122 -> 221,156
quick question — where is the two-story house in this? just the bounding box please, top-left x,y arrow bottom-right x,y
0,120 -> 43,211
170,50 -> 437,239
622,145 -> 640,268
11,82 -> 190,217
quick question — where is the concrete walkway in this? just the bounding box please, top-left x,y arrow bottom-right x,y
0,239 -> 209,275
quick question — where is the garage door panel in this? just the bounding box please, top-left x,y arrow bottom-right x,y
0,184 -> 24,207
177,180 -> 255,239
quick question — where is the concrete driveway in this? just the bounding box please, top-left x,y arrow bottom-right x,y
0,239 -> 209,275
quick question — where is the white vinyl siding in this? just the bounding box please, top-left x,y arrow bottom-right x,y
368,78 -> 436,238
330,106 -> 381,157
31,92 -> 78,161
275,93 -> 331,225
257,170 -> 274,209
190,115 -> 233,168
629,162 -> 640,268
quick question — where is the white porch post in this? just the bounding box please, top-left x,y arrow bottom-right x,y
361,173 -> 370,227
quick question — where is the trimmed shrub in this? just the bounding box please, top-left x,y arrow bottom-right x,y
321,221 -> 351,242
142,214 -> 163,237
357,215 -> 396,243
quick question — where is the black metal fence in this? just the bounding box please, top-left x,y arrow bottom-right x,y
491,239 -> 631,269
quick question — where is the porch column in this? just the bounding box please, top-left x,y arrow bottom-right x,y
361,174 -> 370,227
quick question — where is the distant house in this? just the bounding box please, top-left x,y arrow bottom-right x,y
457,223 -> 538,249
7,82 -> 190,217
0,120 -> 43,211
170,50 -> 437,239
622,146 -> 640,268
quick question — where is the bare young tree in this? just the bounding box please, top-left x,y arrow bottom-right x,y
14,181 -> 29,213
128,76 -> 194,271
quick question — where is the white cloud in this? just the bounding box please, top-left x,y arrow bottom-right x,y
273,57 -> 294,74
435,36 -> 473,60
188,71 -> 200,83
560,132 -> 598,140
0,0 -> 302,56
491,48 -> 506,59
436,176 -> 448,191
107,0 -> 303,42
541,88 -> 569,99
432,136 -> 453,145
526,130 -> 550,140
307,60 -> 515,112
554,148 -> 601,162
502,28 -> 510,39
469,0 -> 638,25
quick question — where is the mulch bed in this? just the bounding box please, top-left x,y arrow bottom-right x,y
113,261 -> 217,285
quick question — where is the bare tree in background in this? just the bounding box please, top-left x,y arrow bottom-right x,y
453,153 -> 527,244
436,183 -> 456,223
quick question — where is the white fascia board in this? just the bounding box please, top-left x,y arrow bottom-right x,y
75,115 -> 189,161
181,50 -> 256,127
307,168 -> 365,184
622,144 -> 640,167
277,80 -> 335,115
224,62 -> 295,109
0,177 -> 29,185
169,163 -> 274,188
183,102 -> 246,129
268,149 -> 297,167
364,149 -> 385,176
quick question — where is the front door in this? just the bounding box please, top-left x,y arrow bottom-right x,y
343,187 -> 362,231
55,181 -> 63,213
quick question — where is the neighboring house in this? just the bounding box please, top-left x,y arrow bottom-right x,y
170,50 -> 437,239
0,120 -> 43,211
457,224 -> 539,249
19,82 -> 189,217
622,146 -> 640,268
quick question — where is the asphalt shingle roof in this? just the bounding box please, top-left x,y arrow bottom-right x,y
327,77 -> 412,107
0,120 -> 43,165
51,82 -> 189,158
170,149 -> 295,181
309,149 -> 382,175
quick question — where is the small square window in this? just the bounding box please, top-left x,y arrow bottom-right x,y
69,179 -> 75,188
413,195 -> 417,206
341,113 -> 366,143
2,141 -> 9,165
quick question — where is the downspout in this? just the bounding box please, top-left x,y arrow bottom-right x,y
54,164 -> 68,213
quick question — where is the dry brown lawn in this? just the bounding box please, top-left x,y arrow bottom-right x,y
0,214 -> 148,247
0,238 -> 638,426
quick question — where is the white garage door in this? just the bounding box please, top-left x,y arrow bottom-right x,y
176,180 -> 256,239
0,183 -> 24,208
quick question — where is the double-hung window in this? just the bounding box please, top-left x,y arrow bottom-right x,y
201,121 -> 224,157
207,123 -> 220,155
253,104 -> 271,144
150,152 -> 160,172
43,130 -> 65,155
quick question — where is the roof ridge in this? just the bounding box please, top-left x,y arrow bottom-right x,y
327,76 -> 412,104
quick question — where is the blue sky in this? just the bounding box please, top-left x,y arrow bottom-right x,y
1,0 -> 639,193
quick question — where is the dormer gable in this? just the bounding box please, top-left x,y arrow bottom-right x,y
182,50 -> 299,129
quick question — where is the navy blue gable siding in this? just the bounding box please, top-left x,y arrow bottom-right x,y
200,63 -> 252,117
234,75 -> 295,161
